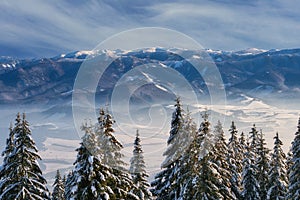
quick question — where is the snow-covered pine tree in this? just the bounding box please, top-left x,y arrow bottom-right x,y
256,130 -> 270,199
242,141 -> 260,200
173,108 -> 197,199
0,113 -> 50,200
177,140 -> 197,199
95,108 -> 106,156
151,97 -> 185,200
94,107 -> 137,199
286,149 -> 293,171
188,111 -> 223,199
110,168 -> 138,200
62,175 -> 66,197
1,122 -> 14,161
239,132 -> 248,163
239,132 -> 247,148
249,124 -> 259,159
52,170 -> 65,200
287,117 -> 300,200
129,130 -> 152,200
167,97 -> 184,145
0,123 -> 14,194
267,132 -> 288,200
212,120 -> 234,199
286,148 -> 293,187
64,171 -> 74,199
162,106 -> 195,168
197,111 -> 214,160
182,107 -> 197,146
84,108 -> 137,199
227,121 -> 244,199
64,127 -> 116,200
96,108 -> 126,170
81,120 -> 98,155
239,131 -> 247,160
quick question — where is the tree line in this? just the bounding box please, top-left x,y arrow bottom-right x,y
0,98 -> 300,199
151,98 -> 297,200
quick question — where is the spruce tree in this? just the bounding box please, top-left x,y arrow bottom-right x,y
177,111 -> 223,199
174,108 -> 197,199
96,108 -> 126,170
169,108 -> 197,199
267,132 -> 287,200
227,121 -> 243,199
161,106 -> 195,168
65,109 -> 138,199
151,97 -> 185,200
249,124 -> 259,159
62,175 -> 66,198
129,130 -> 152,200
192,112 -> 223,199
287,117 -> 300,199
177,136 -> 198,199
167,97 -> 184,145
99,108 -> 137,199
242,141 -> 260,200
0,123 -> 14,194
179,111 -> 204,199
52,170 -> 65,200
256,130 -> 270,199
286,149 -> 293,171
212,121 -> 234,199
64,171 -> 74,199
0,113 -> 50,200
182,107 -> 197,144
1,123 -> 14,161
286,148 -> 293,186
64,128 -> 117,200
239,132 -> 248,162
239,132 -> 247,152
81,121 -> 98,155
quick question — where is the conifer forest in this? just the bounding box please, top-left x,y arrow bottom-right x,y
0,98 -> 299,200
1,0 -> 300,200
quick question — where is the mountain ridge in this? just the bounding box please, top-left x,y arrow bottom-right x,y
0,48 -> 300,104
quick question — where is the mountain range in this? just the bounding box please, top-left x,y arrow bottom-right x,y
0,48 -> 300,105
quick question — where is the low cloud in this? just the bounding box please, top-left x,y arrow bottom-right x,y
32,123 -> 58,130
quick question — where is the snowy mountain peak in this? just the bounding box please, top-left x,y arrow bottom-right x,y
235,48 -> 267,55
62,50 -> 95,59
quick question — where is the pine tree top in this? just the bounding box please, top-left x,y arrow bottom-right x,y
133,130 -> 143,156
97,108 -> 105,124
201,109 -> 209,122
53,170 -> 62,186
167,97 -> 184,144
274,132 -> 283,146
134,130 -> 141,146
198,110 -> 210,135
228,121 -> 238,141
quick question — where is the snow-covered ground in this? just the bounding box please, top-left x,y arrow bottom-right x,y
0,95 -> 298,188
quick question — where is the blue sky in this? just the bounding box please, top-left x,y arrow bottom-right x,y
0,0 -> 299,58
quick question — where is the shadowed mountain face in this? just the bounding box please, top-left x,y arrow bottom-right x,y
0,48 -> 300,105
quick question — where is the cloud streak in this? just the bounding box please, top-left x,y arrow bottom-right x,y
0,0 -> 299,58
